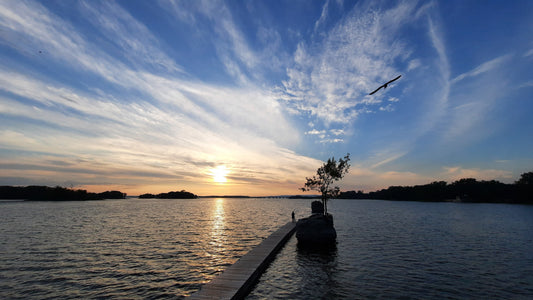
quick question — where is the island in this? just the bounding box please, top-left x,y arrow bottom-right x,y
0,186 -> 126,201
139,190 -> 198,199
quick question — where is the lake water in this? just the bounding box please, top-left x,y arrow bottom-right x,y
1,198 -> 532,299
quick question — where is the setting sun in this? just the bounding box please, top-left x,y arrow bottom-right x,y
211,166 -> 229,183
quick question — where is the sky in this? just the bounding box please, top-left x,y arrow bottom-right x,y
1,0 -> 532,197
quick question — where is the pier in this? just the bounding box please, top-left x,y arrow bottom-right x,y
189,221 -> 296,299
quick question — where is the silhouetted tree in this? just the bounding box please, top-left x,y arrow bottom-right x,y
516,172 -> 533,185
515,171 -> 533,203
139,193 -> 156,198
301,154 -> 350,215
139,190 -> 198,199
97,191 -> 126,199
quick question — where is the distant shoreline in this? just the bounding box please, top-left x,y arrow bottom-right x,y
337,176 -> 532,205
0,186 -> 126,201
2,172 -> 532,205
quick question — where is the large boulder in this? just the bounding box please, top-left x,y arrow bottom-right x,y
296,213 -> 336,246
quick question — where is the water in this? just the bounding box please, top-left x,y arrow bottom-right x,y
249,200 -> 533,299
0,198 -> 309,299
1,199 -> 532,299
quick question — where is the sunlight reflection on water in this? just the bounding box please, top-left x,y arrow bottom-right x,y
0,198 -> 309,299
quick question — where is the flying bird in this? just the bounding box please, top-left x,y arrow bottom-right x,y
369,75 -> 401,95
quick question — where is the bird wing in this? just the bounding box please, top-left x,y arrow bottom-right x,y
385,75 -> 401,85
369,85 -> 383,95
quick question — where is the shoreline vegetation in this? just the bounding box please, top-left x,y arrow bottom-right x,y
139,190 -> 198,199
339,171 -> 533,204
0,171 -> 531,204
0,186 -> 126,201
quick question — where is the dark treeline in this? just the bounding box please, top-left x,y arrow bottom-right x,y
339,172 -> 533,204
0,186 -> 126,201
139,190 -> 198,199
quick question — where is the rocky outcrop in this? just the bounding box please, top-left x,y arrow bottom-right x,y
296,213 -> 336,246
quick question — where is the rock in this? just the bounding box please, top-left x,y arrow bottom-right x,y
296,213 -> 337,246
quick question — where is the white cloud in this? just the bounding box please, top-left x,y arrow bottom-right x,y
407,59 -> 422,71
330,129 -> 345,136
388,97 -> 399,103
161,0 -> 197,24
0,1 -> 301,146
379,104 -> 394,112
451,55 -> 511,84
314,0 -> 330,33
80,0 -> 183,73
370,151 -> 407,169
279,1 -> 418,131
319,138 -> 344,144
305,129 -> 326,135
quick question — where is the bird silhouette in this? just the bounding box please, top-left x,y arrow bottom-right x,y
369,75 -> 401,95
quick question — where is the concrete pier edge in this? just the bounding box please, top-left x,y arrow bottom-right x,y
189,221 -> 296,299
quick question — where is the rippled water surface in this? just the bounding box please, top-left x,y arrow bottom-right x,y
0,198 -> 308,299
249,200 -> 533,299
2,199 -> 533,299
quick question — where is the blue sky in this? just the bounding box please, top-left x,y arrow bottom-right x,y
1,0 -> 532,196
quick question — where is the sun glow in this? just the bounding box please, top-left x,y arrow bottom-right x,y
211,165 -> 229,183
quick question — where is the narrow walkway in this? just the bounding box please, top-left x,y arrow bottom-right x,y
189,221 -> 296,300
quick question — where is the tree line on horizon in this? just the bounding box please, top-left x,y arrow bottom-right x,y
1,171 -> 531,203
0,185 -> 198,201
338,171 -> 533,204
0,186 -> 126,201
139,190 -> 198,199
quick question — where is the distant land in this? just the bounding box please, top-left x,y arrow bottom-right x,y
139,190 -> 198,199
1,171 -> 531,203
0,186 -> 126,201
338,172 -> 533,204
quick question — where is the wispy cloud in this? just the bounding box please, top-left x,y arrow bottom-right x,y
370,151 -> 407,169
421,13 -> 450,131
160,0 -> 281,85
313,0 -> 330,34
80,0 -> 184,74
407,59 -> 422,71
451,55 -> 511,84
520,80 -> 533,88
441,53 -> 515,144
0,0 -> 318,195
279,1 -> 419,137
524,48 -> 533,57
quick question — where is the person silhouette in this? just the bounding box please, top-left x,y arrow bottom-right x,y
292,210 -> 295,222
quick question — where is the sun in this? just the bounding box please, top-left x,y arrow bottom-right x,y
211,165 -> 229,183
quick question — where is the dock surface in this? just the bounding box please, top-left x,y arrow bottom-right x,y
189,221 -> 296,299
